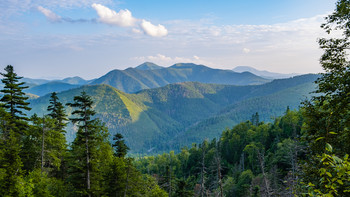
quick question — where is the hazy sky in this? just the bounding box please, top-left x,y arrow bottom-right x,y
0,0 -> 337,79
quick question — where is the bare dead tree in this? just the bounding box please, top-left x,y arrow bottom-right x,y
257,149 -> 273,197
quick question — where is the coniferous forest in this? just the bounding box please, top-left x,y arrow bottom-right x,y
0,0 -> 350,196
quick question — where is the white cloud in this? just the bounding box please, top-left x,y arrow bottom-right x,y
140,20 -> 168,37
91,4 -> 168,37
37,6 -> 61,22
92,3 -> 136,27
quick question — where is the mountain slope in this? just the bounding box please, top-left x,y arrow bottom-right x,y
90,63 -> 270,93
172,81 -> 317,148
29,74 -> 319,153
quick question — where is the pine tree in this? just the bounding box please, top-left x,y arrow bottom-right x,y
47,92 -> 68,131
0,65 -> 31,121
112,133 -> 129,158
67,91 -> 113,196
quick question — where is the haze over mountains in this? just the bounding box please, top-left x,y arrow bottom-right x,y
233,66 -> 299,79
20,62 -> 271,96
20,62 -> 301,97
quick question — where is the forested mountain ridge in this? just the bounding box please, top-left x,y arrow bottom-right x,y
29,74 -> 319,153
16,63 -> 270,96
89,63 -> 270,93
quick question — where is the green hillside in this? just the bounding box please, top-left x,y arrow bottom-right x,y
29,74 -> 319,153
171,82 -> 317,148
90,63 -> 270,93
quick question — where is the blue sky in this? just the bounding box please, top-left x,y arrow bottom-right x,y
0,0 -> 337,79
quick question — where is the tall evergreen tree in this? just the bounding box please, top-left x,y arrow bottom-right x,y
47,92 -> 68,131
0,65 -> 31,121
112,133 -> 129,158
67,91 -> 113,196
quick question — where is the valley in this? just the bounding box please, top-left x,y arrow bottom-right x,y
26,65 -> 319,154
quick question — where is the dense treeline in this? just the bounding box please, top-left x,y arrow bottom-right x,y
135,109 -> 305,196
0,65 -> 167,196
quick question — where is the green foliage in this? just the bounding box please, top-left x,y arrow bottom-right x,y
47,92 -> 68,131
0,66 -> 167,196
0,65 -> 31,121
301,0 -> 350,190
307,144 -> 350,196
135,109 -> 306,196
112,133 -> 129,158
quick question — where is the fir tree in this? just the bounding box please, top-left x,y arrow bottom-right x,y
67,91 -> 113,196
47,92 -> 68,131
112,133 -> 129,158
0,65 -> 31,121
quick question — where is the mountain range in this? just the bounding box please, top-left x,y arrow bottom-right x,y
90,63 -> 270,93
28,73 -> 319,154
16,63 -> 270,97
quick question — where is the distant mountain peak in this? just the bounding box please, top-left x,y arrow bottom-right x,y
233,66 -> 299,79
135,62 -> 164,70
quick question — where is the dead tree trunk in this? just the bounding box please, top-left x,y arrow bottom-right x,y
257,149 -> 272,197
214,141 -> 223,197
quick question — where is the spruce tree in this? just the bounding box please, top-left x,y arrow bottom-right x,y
67,91 -> 113,196
112,133 -> 129,158
0,65 -> 31,121
47,92 -> 68,131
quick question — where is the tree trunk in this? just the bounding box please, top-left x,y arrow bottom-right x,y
84,114 -> 91,197
257,150 -> 272,197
